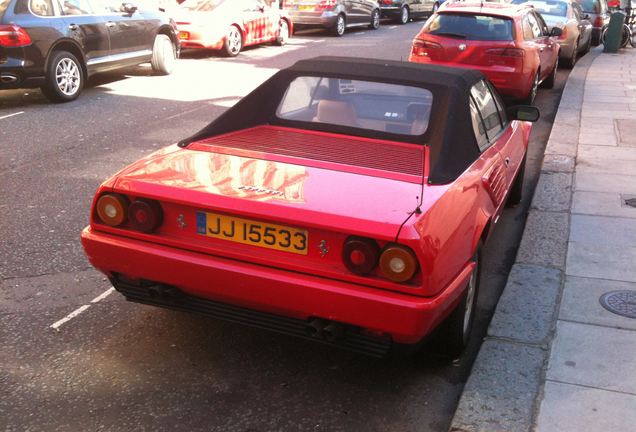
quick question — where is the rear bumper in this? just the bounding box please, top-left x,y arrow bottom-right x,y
0,56 -> 45,90
81,226 -> 473,348
408,56 -> 530,99
288,11 -> 338,28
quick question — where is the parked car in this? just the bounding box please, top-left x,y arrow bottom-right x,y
282,0 -> 381,36
408,3 -> 562,104
176,0 -> 292,56
511,0 -> 593,68
576,0 -> 609,44
379,0 -> 439,24
81,56 -> 539,358
0,0 -> 180,102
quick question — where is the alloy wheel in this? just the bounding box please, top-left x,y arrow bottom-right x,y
55,58 -> 81,96
227,27 -> 241,55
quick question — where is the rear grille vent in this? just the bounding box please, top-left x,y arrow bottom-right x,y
483,163 -> 507,205
194,126 -> 425,177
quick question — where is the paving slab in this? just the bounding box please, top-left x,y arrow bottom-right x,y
516,212 -> 569,268
541,155 -> 574,173
566,242 -> 636,283
574,172 -> 636,194
575,157 -> 636,176
536,381 -> 636,432
487,265 -> 562,344
549,123 -> 581,142
579,123 -> 616,136
449,341 -> 546,432
581,102 -> 630,112
577,133 -> 617,146
544,141 -> 578,157
559,276 -> 636,330
572,191 -> 636,219
583,95 -> 636,103
617,119 -> 636,144
545,321 -> 636,393
570,215 -> 636,247
530,173 -> 572,212
577,145 -> 636,160
578,116 -> 615,127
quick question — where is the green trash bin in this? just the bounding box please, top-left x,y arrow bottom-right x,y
603,11 -> 627,53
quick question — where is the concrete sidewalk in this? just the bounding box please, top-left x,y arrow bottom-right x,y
450,47 -> 636,432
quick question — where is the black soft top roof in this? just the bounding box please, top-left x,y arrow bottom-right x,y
180,57 -> 489,184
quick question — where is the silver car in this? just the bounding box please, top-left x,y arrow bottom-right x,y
512,0 -> 593,68
283,0 -> 381,36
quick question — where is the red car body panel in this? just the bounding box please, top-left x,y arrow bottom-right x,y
408,3 -> 559,100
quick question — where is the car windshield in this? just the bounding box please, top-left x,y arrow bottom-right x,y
575,0 -> 600,13
277,77 -> 434,136
424,13 -> 514,41
512,0 -> 568,17
180,0 -> 224,11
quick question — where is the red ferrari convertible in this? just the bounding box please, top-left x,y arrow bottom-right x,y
81,57 -> 538,358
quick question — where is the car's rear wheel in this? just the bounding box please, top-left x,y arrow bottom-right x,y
40,50 -> 83,103
520,71 -> 539,105
222,25 -> 243,57
273,19 -> 290,45
435,241 -> 482,358
369,9 -> 380,30
540,59 -> 557,89
331,14 -> 346,36
397,6 -> 409,24
151,34 -> 175,75
563,39 -> 578,69
582,33 -> 592,54
506,151 -> 526,207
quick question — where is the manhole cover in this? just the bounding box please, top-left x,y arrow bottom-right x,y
626,198 -> 636,208
599,291 -> 636,319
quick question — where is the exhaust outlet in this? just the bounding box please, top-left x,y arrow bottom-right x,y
305,318 -> 328,337
161,287 -> 185,303
148,284 -> 168,299
321,322 -> 344,342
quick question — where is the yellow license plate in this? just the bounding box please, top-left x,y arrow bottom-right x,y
196,211 -> 308,255
298,5 -> 314,10
179,31 -> 189,40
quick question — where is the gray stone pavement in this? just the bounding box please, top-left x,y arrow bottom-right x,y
450,46 -> 636,432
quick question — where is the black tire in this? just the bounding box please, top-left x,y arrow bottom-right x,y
506,152 -> 526,207
40,51 -> 83,103
540,59 -> 557,89
273,19 -> 290,45
222,25 -> 242,57
397,6 -> 409,24
435,242 -> 482,358
582,33 -> 592,55
151,34 -> 175,75
330,14 -> 346,36
563,39 -> 578,69
520,71 -> 539,105
369,9 -> 380,30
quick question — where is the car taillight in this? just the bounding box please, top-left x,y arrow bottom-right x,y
128,198 -> 164,232
316,0 -> 337,9
0,25 -> 32,47
412,39 -> 442,49
379,244 -> 418,282
96,193 -> 129,227
283,0 -> 293,7
484,48 -> 525,57
558,26 -> 567,40
594,17 -> 603,27
342,236 -> 381,275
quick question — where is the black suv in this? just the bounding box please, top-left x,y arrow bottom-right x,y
0,0 -> 180,102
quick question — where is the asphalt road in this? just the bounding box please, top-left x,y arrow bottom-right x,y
0,20 -> 573,432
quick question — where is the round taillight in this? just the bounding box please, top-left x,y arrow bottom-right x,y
341,236 -> 381,275
128,198 -> 163,232
379,244 -> 419,282
96,193 -> 129,227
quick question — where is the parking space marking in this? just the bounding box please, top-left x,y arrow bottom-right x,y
50,287 -> 115,329
0,111 -> 24,120
355,32 -> 365,35
312,39 -> 326,43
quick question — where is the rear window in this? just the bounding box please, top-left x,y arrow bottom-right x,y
277,77 -> 433,136
512,0 -> 568,17
423,13 -> 514,41
180,0 -> 225,11
576,0 -> 601,13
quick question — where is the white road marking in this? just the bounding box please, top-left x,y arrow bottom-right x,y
389,26 -> 398,29
50,287 -> 116,329
0,111 -> 24,120
355,32 -> 365,35
312,39 -> 326,43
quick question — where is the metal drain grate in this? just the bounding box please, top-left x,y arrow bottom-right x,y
599,291 -> 636,319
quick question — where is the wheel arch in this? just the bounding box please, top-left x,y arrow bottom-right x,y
156,24 -> 178,47
45,40 -> 87,78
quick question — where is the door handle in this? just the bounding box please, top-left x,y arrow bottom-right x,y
106,21 -> 117,28
68,24 -> 79,30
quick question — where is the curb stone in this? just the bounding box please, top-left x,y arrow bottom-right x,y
448,48 -> 602,432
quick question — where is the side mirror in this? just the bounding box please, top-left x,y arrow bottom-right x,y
550,27 -> 563,37
122,3 -> 138,13
506,105 -> 540,122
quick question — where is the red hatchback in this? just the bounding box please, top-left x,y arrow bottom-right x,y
409,3 -> 562,104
